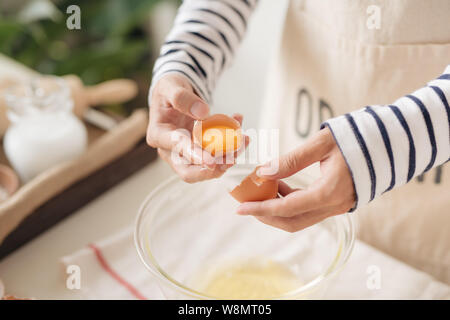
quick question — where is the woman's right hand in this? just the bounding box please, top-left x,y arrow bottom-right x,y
147,74 -> 243,183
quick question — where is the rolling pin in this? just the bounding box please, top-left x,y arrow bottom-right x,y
63,75 -> 138,118
0,74 -> 138,136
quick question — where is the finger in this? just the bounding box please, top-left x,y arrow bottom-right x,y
237,134 -> 250,157
277,181 -> 299,197
254,208 -> 332,233
169,87 -> 210,119
152,127 -> 216,168
236,185 -> 324,217
217,133 -> 250,166
154,75 -> 210,120
158,148 -> 224,183
232,113 -> 243,126
256,129 -> 332,179
207,135 -> 251,178
177,135 -> 217,169
219,113 -> 243,165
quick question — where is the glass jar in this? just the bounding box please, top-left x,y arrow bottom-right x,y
135,167 -> 356,299
3,76 -> 87,182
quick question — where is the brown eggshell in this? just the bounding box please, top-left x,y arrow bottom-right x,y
229,167 -> 279,203
192,114 -> 243,157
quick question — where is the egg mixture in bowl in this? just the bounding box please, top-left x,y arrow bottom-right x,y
135,166 -> 355,299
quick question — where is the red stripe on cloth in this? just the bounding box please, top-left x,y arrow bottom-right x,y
88,243 -> 147,300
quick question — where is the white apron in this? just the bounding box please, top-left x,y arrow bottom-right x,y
260,0 -> 450,283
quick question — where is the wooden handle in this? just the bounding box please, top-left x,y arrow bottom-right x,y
85,79 -> 138,106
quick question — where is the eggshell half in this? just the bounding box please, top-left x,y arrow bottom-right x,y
192,114 -> 243,157
229,167 -> 279,203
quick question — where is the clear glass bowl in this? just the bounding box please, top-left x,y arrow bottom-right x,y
135,167 -> 355,299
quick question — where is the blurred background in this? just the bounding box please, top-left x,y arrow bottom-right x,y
0,0 -> 180,114
0,0 -> 287,128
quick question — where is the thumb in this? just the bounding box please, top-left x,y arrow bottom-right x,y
170,87 -> 210,120
257,133 -> 329,179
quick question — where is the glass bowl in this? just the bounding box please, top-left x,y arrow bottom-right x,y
135,167 -> 355,299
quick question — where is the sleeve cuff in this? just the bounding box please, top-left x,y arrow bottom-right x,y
321,109 -> 385,211
149,69 -> 211,108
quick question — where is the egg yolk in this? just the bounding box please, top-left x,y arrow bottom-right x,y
197,260 -> 302,299
202,125 -> 240,155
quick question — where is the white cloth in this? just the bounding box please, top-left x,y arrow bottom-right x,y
61,227 -> 164,300
60,227 -> 450,300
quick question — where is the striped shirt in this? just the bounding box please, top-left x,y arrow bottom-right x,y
323,71 -> 450,209
151,0 -> 450,210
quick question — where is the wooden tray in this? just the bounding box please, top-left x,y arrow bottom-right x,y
0,139 -> 155,260
0,110 -> 156,260
0,55 -> 156,260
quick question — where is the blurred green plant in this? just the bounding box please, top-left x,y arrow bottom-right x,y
0,0 -> 179,114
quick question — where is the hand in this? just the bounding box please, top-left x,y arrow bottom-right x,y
147,74 -> 246,183
236,127 -> 356,232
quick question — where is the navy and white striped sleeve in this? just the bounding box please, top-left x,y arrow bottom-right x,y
322,65 -> 450,211
150,0 -> 258,103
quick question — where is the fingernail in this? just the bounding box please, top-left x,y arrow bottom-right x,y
256,163 -> 275,177
191,102 -> 209,119
191,149 -> 203,165
236,204 -> 250,215
203,164 -> 215,171
203,155 -> 216,169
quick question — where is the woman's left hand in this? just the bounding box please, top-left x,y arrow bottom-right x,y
236,127 -> 356,232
